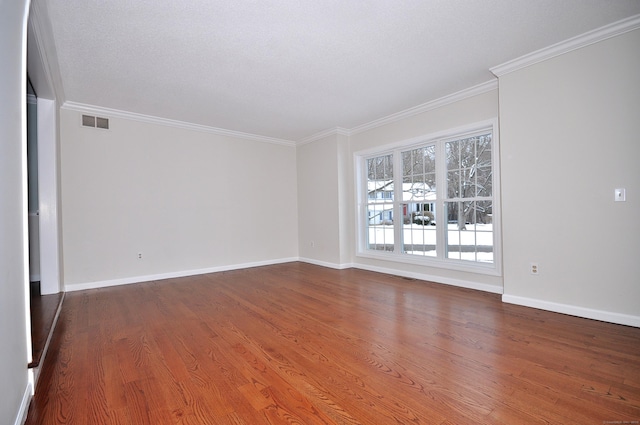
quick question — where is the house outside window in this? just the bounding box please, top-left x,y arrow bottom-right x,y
356,120 -> 501,275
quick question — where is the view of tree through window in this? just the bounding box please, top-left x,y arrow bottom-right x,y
366,154 -> 394,251
360,126 -> 497,268
445,134 -> 493,262
401,145 -> 437,257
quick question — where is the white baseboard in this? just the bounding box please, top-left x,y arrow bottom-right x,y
352,262 -> 504,294
14,379 -> 33,425
62,259 -> 638,327
502,294 -> 640,328
298,257 -> 353,270
64,257 -> 299,292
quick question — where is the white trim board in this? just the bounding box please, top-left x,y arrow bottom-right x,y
491,14 -> 640,76
65,256 -> 502,294
62,79 -> 497,147
64,259 -> 640,328
352,262 -> 504,295
14,380 -> 33,425
61,101 -> 298,147
37,97 -> 62,295
298,257 -> 353,270
502,294 -> 640,328
298,127 -> 350,146
64,257 -> 299,292
349,80 -> 498,137
298,80 -> 498,145
298,259 -> 503,293
28,0 -> 66,102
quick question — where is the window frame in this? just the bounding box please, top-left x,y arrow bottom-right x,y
354,119 -> 502,276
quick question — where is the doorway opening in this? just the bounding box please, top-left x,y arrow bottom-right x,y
26,76 -> 63,369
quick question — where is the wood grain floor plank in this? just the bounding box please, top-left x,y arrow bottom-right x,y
216,294 -> 437,424
216,281 -> 498,423
25,262 -> 640,424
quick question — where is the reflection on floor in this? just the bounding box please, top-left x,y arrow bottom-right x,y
29,282 -> 64,368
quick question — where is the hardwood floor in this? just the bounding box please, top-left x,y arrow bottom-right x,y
29,289 -> 64,368
25,262 -> 640,424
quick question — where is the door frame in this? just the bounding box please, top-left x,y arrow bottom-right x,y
36,96 -> 61,295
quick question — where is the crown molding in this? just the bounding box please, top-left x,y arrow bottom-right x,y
297,80 -> 497,143
491,14 -> 640,77
349,79 -> 498,136
302,14 -> 640,142
298,127 -> 350,145
28,0 -> 66,102
62,101 -> 298,147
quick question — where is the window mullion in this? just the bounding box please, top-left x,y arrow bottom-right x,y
355,120 -> 498,273
393,149 -> 403,253
435,140 -> 447,259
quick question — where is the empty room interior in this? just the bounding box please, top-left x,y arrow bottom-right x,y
2,1 -> 640,424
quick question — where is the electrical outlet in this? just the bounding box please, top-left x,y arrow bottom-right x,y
530,262 -> 539,275
138,253 -> 143,259
310,241 -> 315,248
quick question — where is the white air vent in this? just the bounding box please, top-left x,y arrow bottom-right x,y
96,117 -> 109,129
82,114 -> 109,130
82,114 -> 95,127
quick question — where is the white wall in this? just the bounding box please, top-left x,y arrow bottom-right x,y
0,1 -> 33,424
297,132 -> 351,267
499,29 -> 640,326
60,108 -> 299,289
347,89 -> 503,292
336,133 -> 352,265
297,135 -> 340,265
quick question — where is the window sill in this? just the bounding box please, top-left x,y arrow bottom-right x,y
356,249 -> 502,277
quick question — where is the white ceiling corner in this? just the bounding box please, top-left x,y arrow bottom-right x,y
61,101 -> 299,146
36,0 -> 640,143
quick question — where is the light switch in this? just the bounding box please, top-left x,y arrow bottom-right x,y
614,188 -> 626,202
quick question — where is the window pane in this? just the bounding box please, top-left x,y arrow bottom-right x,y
360,128 -> 494,267
446,133 -> 492,201
459,168 -> 473,198
402,148 -> 423,176
368,154 -> 393,181
366,154 -> 394,252
445,201 -> 493,263
445,201 -> 466,260
477,135 -> 492,165
423,145 -> 435,172
403,176 -> 418,201
460,138 -> 475,168
403,146 -> 435,176
366,210 -> 394,251
403,176 -> 436,202
402,145 -> 436,202
475,134 -> 492,197
402,151 -> 414,176
476,166 -> 492,197
447,170 -> 460,198
446,141 -> 459,170
402,203 -> 436,257
475,200 -> 493,262
443,133 -> 494,263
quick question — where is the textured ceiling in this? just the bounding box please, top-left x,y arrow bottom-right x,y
45,0 -> 640,143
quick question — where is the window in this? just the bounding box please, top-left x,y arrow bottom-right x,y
356,121 -> 500,275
